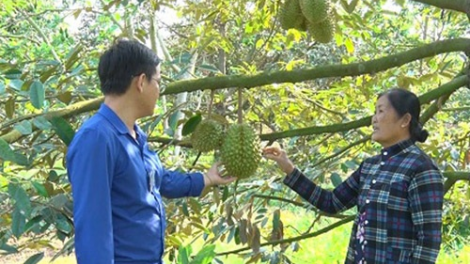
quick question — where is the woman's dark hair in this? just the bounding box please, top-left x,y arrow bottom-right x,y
98,39 -> 161,95
378,88 -> 429,143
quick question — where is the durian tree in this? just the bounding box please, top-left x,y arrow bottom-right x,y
1,0 -> 470,263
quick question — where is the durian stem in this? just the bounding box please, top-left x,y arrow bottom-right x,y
233,179 -> 239,207
191,151 -> 202,170
237,88 -> 243,124
208,89 -> 215,118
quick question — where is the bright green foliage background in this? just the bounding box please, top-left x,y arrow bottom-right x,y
0,0 -> 469,263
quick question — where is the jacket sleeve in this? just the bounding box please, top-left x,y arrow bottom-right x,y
283,165 -> 362,214
66,129 -> 115,264
408,167 -> 443,264
159,168 -> 205,199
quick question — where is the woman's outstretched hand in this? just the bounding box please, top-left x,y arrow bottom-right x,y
263,145 -> 295,175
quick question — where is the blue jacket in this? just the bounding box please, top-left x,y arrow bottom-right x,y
66,104 -> 205,264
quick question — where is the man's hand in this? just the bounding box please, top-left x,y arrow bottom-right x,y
262,145 -> 295,175
204,162 -> 237,187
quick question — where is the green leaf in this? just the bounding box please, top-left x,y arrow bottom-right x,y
5,97 -> 15,118
188,198 -> 202,214
182,203 -> 190,217
24,215 -> 43,233
177,244 -> 192,264
345,38 -> 355,54
11,207 -> 26,238
13,153 -> 29,166
0,139 -> 28,165
57,91 -> 73,104
14,120 -> 33,135
0,243 -> 18,254
31,181 -> 48,197
48,170 -> 59,182
8,183 -> 32,216
0,138 -> 17,161
3,68 -> 22,79
9,79 -> 23,90
0,82 -> 5,94
344,160 -> 357,169
190,244 -> 216,264
331,173 -> 343,187
32,116 -> 52,130
29,80 -> 45,109
55,214 -> 72,234
50,117 -> 75,146
198,64 -> 220,73
182,114 -> 202,136
272,209 -> 281,230
395,0 -> 405,6
222,186 -> 229,201
23,252 -> 44,264
167,111 -> 180,137
50,194 -> 69,209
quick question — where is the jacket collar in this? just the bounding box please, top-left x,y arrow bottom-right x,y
97,103 -> 146,141
380,138 -> 414,160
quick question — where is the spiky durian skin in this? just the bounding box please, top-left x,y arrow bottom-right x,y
220,124 -> 261,179
191,119 -> 223,152
280,0 -> 306,31
307,12 -> 336,43
299,0 -> 330,24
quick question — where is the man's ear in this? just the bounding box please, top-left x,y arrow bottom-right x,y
401,113 -> 412,128
135,73 -> 146,93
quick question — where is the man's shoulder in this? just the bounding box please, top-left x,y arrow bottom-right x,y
70,114 -> 116,146
77,113 -> 114,134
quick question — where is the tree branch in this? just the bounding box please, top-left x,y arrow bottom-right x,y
2,47 -> 468,145
165,38 -> 470,94
261,75 -> 469,141
442,106 -> 470,112
217,171 -> 468,256
252,194 -> 350,219
312,137 -> 370,167
410,0 -> 470,17
443,171 -> 470,194
216,215 -> 355,256
17,9 -> 62,64
0,98 -> 103,143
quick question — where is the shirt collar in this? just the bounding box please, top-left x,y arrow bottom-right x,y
97,104 -> 132,135
381,139 -> 414,160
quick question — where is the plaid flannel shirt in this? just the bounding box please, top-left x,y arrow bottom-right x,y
284,139 -> 443,264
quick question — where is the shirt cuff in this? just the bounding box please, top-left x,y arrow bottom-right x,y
283,167 -> 302,187
188,172 -> 205,197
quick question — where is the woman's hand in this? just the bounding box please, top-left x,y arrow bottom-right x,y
263,145 -> 295,175
204,162 -> 236,187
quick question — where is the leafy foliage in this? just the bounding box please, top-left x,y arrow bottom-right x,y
0,0 -> 469,263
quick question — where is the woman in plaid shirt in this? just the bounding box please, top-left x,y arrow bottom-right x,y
264,88 -> 444,264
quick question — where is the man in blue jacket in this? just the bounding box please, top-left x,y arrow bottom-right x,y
66,39 -> 236,264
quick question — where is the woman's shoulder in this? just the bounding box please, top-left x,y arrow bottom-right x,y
406,144 -> 440,172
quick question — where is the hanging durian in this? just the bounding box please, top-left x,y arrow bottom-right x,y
307,9 -> 336,43
191,119 -> 224,152
279,0 -> 306,31
299,0 -> 330,24
220,88 -> 261,179
220,123 -> 261,179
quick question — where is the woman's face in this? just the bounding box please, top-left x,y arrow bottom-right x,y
372,95 -> 410,148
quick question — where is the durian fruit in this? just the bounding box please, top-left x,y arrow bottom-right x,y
191,119 -> 224,152
220,123 -> 261,179
296,19 -> 308,32
299,0 -> 330,24
280,0 -> 306,31
307,10 -> 336,43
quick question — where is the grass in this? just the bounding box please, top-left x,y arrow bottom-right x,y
4,208 -> 470,264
